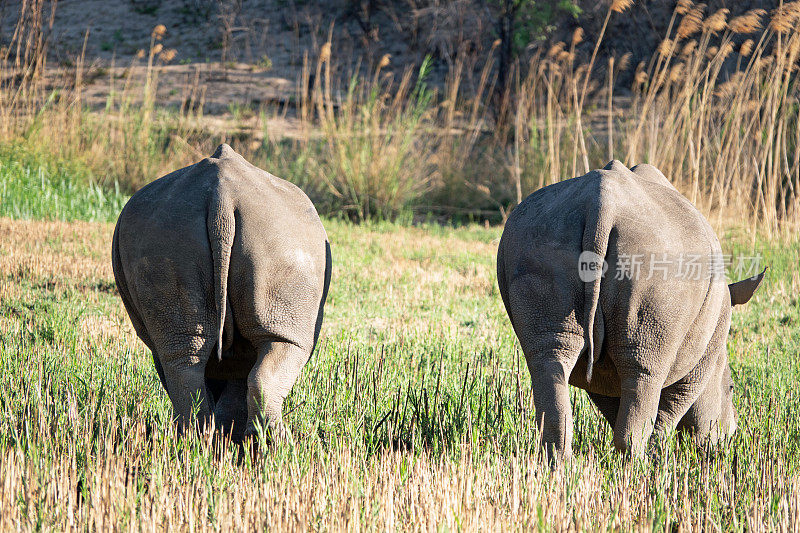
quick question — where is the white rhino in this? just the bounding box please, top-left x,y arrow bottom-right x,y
497,160 -> 764,458
112,144 -> 331,442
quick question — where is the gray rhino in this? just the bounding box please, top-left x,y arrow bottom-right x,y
112,144 -> 331,442
497,160 -> 764,458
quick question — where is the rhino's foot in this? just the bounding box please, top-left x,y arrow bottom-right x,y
243,418 -> 293,447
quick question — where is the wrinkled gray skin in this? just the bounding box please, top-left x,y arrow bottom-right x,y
112,144 -> 331,443
497,160 -> 764,459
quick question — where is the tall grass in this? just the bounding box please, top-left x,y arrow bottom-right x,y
503,2 -> 800,237
305,54 -> 438,221
1,1 -> 800,229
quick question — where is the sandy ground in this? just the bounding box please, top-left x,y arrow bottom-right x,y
3,0 -> 786,115
0,0 -> 448,118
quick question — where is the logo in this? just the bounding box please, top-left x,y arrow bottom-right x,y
578,251 -> 608,282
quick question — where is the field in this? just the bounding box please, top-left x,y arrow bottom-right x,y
2,0 -> 800,530
0,191 -> 799,528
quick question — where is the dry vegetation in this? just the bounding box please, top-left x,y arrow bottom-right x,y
1,1 -> 800,229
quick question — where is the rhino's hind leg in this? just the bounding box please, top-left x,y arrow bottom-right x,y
613,375 -> 664,456
158,336 -> 215,432
245,340 -> 309,443
528,351 -> 581,462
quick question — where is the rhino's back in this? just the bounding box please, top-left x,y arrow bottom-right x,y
506,162 -> 714,247
499,161 -> 727,393
119,144 -> 323,241
114,144 -> 328,356
603,162 -> 719,261
503,160 -> 720,277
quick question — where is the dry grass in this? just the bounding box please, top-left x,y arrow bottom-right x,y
3,439 -> 799,530
2,3 -> 800,227
0,218 -> 113,283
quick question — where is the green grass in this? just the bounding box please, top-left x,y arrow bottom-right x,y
0,159 -> 799,528
0,144 -> 127,222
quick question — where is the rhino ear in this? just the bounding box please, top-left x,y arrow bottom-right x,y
728,267 -> 766,306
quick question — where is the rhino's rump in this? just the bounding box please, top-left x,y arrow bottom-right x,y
114,148 -> 328,385
116,180 -> 217,353
499,161 -> 727,397
597,175 -> 725,389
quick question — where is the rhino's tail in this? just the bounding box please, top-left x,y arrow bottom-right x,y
207,187 -> 235,362
582,178 -> 613,384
